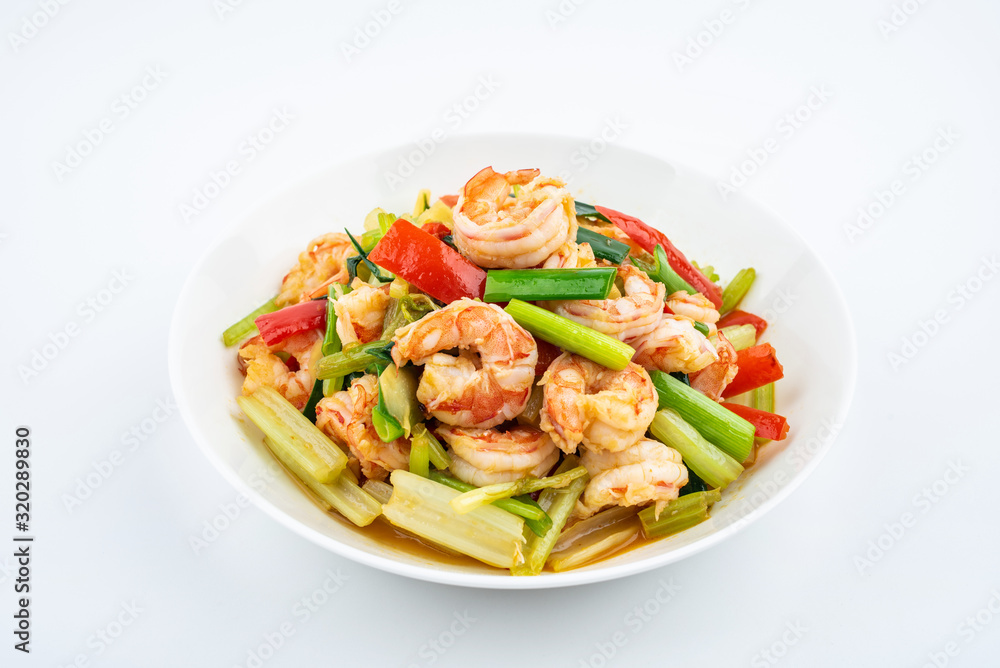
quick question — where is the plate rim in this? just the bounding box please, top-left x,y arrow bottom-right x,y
168,131 -> 858,589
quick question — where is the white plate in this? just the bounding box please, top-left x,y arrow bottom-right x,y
168,133 -> 856,589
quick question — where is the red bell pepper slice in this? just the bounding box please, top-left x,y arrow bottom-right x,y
717,309 -> 768,338
368,220 -> 486,303
420,222 -> 451,240
720,403 -> 789,441
439,194 -> 459,207
254,299 -> 327,347
721,343 -> 784,398
535,340 -> 562,375
594,205 -> 723,309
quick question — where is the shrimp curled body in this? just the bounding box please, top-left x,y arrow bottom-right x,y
539,353 -> 658,454
546,264 -> 665,342
579,439 -> 688,518
239,330 -> 322,411
334,280 -> 391,346
391,299 -> 538,429
452,167 -> 577,269
276,233 -> 354,307
631,316 -> 719,375
438,425 -> 559,487
315,375 -> 409,482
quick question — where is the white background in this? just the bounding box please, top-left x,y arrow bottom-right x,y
3,0 -> 999,666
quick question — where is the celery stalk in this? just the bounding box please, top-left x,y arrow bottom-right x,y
721,268 -> 756,314
427,472 -> 547,523
361,479 -> 393,504
222,297 -> 277,346
237,388 -> 347,483
408,432 -> 429,478
315,340 -> 394,379
412,189 -> 431,216
516,382 -> 544,427
382,470 -> 526,569
449,467 -> 589,514
264,438 -> 379,527
412,425 -> 450,470
504,299 -> 635,371
650,409 -> 743,490
511,456 -> 589,576
720,323 -> 757,351
649,370 -> 755,462
379,364 -> 422,437
548,506 -> 641,572
638,489 -> 721,538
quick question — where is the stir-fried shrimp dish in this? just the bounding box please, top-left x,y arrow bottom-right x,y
225,167 -> 790,575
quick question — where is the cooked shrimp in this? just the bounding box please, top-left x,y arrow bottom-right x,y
276,233 -> 354,307
578,439 -> 688,518
665,291 -> 720,326
631,316 -> 719,375
690,331 -> 738,401
542,241 -> 597,269
239,330 -> 322,411
539,353 -> 657,454
452,167 -> 577,268
438,425 -> 559,486
392,298 -> 537,429
546,264 -> 665,342
334,279 -> 391,346
315,375 -> 409,482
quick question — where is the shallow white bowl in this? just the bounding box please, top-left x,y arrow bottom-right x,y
168,133 -> 856,589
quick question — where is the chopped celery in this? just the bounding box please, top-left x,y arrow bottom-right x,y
361,479 -> 393,504
408,431 -> 429,478
414,199 -> 454,226
222,297 -> 278,346
516,382 -> 544,427
372,380 -> 404,442
412,425 -> 450,469
378,364 -> 422,437
721,268 -> 756,314
638,489 -> 721,538
382,470 -> 526,569
377,212 -> 396,235
264,438 -> 380,527
650,409 -> 743,490
427,471 -> 547,525
315,340 -> 394,379
511,456 -> 589,576
504,299 -> 635,371
412,189 -> 431,216
752,382 -> 775,413
363,207 -> 390,232
322,377 -> 343,397
449,467 -> 589,514
382,294 -> 437,340
692,262 -> 720,284
388,277 -> 409,300
751,382 -> 776,445
575,227 -> 630,264
720,323 -> 757,351
649,370 -> 755,462
484,267 -> 617,302
548,506 -> 641,572
237,387 -> 347,483
320,285 -> 345,393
